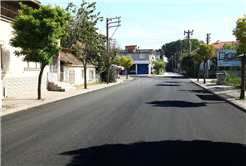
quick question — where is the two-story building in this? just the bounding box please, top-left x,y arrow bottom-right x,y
118,45 -> 156,75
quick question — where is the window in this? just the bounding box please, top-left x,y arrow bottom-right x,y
139,54 -> 145,60
49,56 -> 57,73
1,1 -> 20,21
89,69 -> 93,81
24,62 -> 41,70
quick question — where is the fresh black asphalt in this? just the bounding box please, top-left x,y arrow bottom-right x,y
2,76 -> 246,166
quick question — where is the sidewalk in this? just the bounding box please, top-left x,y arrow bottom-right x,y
189,78 -> 246,112
163,72 -> 246,112
1,76 -> 133,117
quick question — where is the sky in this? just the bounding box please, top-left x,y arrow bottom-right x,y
40,0 -> 246,50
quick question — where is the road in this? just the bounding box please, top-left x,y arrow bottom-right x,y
2,75 -> 246,166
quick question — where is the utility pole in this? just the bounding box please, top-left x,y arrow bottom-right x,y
206,33 -> 211,44
205,33 -> 211,78
184,30 -> 194,55
106,17 -> 121,51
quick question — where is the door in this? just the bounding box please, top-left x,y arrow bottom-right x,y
137,64 -> 148,74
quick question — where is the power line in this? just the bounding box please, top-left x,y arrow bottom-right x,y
97,3 -> 110,17
100,2 -> 116,17
106,1 -> 120,16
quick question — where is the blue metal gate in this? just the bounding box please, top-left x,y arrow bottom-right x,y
137,64 -> 148,74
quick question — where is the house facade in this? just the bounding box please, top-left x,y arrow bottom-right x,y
59,48 -> 96,85
118,45 -> 156,75
0,1 -> 50,98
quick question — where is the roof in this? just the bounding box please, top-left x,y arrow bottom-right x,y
210,41 -> 240,50
60,51 -> 83,65
60,48 -> 95,66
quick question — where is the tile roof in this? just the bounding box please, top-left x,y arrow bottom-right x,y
59,49 -> 95,66
210,41 -> 240,50
60,51 -> 83,65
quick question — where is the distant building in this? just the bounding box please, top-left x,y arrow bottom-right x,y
118,45 -> 156,74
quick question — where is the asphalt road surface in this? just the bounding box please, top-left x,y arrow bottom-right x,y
2,75 -> 246,166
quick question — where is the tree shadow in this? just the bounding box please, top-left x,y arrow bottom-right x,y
196,94 -> 223,101
171,76 -> 187,79
146,100 -> 206,108
2,47 -> 11,78
155,84 -> 180,86
179,90 -> 210,93
165,81 -> 180,84
60,140 -> 246,166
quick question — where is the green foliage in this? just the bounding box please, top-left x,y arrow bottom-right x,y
180,54 -> 197,77
196,44 -> 217,62
153,60 -> 165,74
63,1 -> 105,89
102,43 -> 120,84
233,14 -> 246,99
118,55 -> 133,79
210,56 -> 218,70
10,2 -> 71,99
118,56 -> 133,68
224,73 -> 242,88
222,42 -> 238,50
10,3 -> 71,66
101,65 -> 117,83
161,39 -> 202,59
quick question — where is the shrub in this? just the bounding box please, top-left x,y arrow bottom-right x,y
224,73 -> 241,88
101,65 -> 117,83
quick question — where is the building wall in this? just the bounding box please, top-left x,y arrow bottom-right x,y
118,52 -> 155,75
63,66 -> 96,84
1,19 -> 49,97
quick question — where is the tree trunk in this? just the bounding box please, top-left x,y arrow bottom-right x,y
107,66 -> 110,84
203,61 -> 206,84
84,63 -> 87,89
197,63 -> 201,81
38,64 -> 45,100
240,55 -> 245,99
126,68 -> 128,79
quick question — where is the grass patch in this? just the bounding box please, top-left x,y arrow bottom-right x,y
224,73 -> 241,88
235,96 -> 246,100
211,80 -> 217,83
3,105 -> 11,109
73,82 -> 99,88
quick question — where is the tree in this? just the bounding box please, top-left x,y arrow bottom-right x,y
180,54 -> 196,77
222,41 -> 238,50
233,15 -> 246,99
194,53 -> 204,81
10,3 -> 71,99
62,1 -> 104,89
196,44 -> 217,84
102,43 -> 120,84
153,60 -> 165,74
118,56 -> 133,79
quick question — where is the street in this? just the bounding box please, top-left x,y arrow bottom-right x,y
2,75 -> 246,166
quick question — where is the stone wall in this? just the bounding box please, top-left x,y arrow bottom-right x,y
2,75 -> 47,97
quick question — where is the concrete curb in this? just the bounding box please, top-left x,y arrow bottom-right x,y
191,81 -> 246,113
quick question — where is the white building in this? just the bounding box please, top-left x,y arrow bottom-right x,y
118,45 -> 156,75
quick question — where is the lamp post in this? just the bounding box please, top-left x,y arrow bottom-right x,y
0,40 -> 4,109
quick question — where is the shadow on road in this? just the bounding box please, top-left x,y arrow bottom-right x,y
146,100 -> 206,108
179,90 -> 210,94
155,84 -> 180,86
196,94 -> 223,101
60,140 -> 246,166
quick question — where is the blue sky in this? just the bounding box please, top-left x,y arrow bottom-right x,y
40,0 -> 246,50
